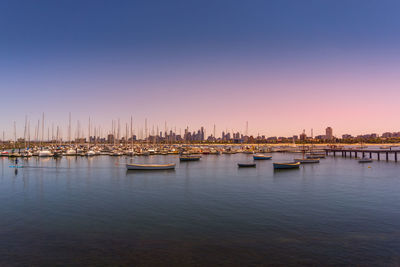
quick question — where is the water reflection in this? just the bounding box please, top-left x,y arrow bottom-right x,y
0,154 -> 399,266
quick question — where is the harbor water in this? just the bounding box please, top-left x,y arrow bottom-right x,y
1,154 -> 400,266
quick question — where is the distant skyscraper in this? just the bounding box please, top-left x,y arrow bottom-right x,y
299,130 -> 307,141
326,127 -> 333,140
107,134 -> 114,144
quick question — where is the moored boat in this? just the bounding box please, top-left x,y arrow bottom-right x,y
8,152 -> 21,158
0,151 -> 9,157
126,163 -> 176,170
273,162 -> 300,169
238,163 -> 256,168
358,158 -> 373,163
253,154 -> 272,160
180,155 -> 201,161
294,158 -> 320,164
38,150 -> 53,157
21,150 -> 33,157
53,151 -> 63,158
209,150 -> 220,155
306,154 -> 325,159
85,150 -> 96,156
65,149 -> 77,156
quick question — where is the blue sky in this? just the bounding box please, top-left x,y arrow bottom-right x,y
1,0 -> 400,138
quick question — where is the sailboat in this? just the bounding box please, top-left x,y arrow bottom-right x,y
39,149 -> 53,157
85,117 -> 95,156
65,148 -> 77,156
294,132 -> 320,163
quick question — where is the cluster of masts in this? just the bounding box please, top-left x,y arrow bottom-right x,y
1,113 -> 256,145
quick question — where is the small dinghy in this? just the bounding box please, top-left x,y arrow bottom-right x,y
253,154 -> 272,160
179,155 -> 201,161
306,153 -> 326,159
237,163 -> 256,168
126,163 -> 176,170
273,162 -> 300,169
294,158 -> 320,164
358,158 -> 373,163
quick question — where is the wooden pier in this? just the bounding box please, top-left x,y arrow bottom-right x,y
324,149 -> 399,162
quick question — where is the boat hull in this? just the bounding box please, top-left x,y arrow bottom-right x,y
294,158 -> 320,163
238,163 -> 256,168
180,156 -> 201,161
126,163 -> 176,170
253,156 -> 272,160
306,154 -> 326,159
359,158 -> 373,163
273,162 -> 300,169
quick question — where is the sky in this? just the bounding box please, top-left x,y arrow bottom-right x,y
1,0 -> 400,139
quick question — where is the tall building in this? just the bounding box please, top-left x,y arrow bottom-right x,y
107,134 -> 114,144
299,130 -> 307,141
325,127 -> 333,140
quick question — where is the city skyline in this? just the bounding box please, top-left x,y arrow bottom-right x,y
2,1 -> 400,137
1,112 -> 399,142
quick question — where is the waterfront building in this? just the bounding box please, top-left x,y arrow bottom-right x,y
326,127 -> 333,140
299,130 -> 307,141
342,134 -> 353,139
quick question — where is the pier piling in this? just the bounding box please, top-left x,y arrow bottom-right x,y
325,148 -> 398,162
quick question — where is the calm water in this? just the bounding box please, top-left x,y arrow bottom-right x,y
1,154 -> 400,266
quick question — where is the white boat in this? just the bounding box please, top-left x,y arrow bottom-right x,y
65,149 -> 77,156
85,150 -> 96,156
126,163 -> 176,170
38,150 -> 53,157
359,158 -> 373,163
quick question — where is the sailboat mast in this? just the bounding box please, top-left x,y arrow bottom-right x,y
36,120 -> 39,144
27,120 -> 30,149
130,116 -> 133,149
41,112 -> 44,148
88,117 -> 90,148
13,121 -> 16,149
68,112 -> 72,146
24,115 -> 27,149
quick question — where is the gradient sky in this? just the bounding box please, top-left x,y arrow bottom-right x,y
1,0 -> 400,139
